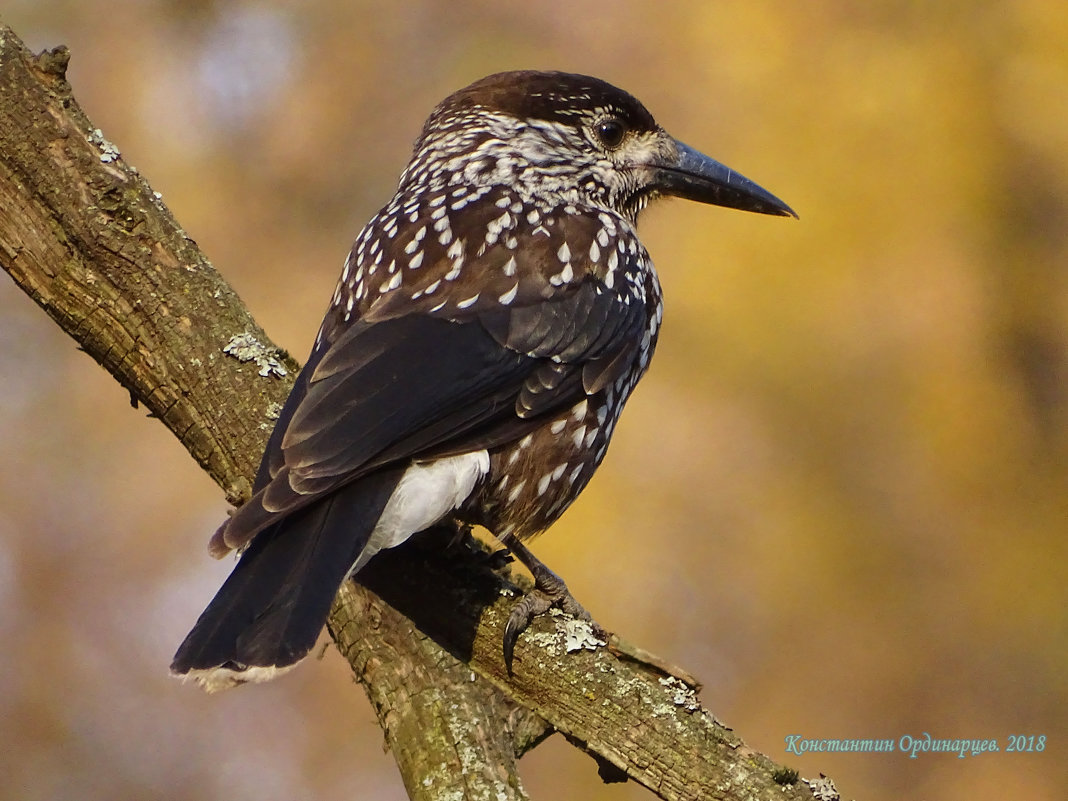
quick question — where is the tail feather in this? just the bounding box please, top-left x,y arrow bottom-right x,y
171,470 -> 402,691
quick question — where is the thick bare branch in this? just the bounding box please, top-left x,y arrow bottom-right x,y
0,24 -> 834,801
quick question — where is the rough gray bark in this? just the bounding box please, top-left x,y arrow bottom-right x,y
0,24 -> 836,801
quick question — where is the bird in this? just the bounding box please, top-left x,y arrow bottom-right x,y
171,70 -> 795,691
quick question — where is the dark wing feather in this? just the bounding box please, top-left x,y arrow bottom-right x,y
174,468 -> 403,674
213,257 -> 648,555
214,314 -> 534,553
478,277 -> 648,410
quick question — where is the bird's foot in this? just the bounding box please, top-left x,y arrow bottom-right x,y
502,538 -> 606,672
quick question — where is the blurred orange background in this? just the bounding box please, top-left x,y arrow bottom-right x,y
1,3 -> 1065,800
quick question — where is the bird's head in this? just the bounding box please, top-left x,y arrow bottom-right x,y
401,70 -> 796,224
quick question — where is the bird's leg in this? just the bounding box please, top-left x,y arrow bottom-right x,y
443,518 -> 515,570
501,537 -> 607,672
445,518 -> 474,549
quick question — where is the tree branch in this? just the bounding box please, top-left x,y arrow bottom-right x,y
0,24 -> 835,801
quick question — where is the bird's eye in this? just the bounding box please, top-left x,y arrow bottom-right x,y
594,118 -> 627,148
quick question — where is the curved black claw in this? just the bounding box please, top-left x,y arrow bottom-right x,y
501,538 -> 605,673
503,588 -> 555,671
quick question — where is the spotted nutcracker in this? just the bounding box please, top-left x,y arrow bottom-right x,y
171,70 -> 795,691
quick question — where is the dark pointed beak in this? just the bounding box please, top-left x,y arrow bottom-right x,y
653,140 -> 797,218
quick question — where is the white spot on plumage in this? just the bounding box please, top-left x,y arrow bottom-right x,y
484,211 -> 511,245
503,255 -> 517,277
536,472 -> 553,496
409,251 -> 424,270
507,479 -> 526,503
498,283 -> 519,304
556,242 -> 571,264
571,426 -> 586,448
456,293 -> 480,309
550,262 -> 574,286
549,419 -> 567,434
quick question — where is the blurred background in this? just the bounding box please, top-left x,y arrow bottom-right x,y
1,2 -> 1065,800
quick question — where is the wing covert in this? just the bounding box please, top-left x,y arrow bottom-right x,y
213,199 -> 655,555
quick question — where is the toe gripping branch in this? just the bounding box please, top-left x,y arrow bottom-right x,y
501,538 -> 608,672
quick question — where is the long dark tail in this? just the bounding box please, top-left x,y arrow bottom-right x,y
170,471 -> 402,692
